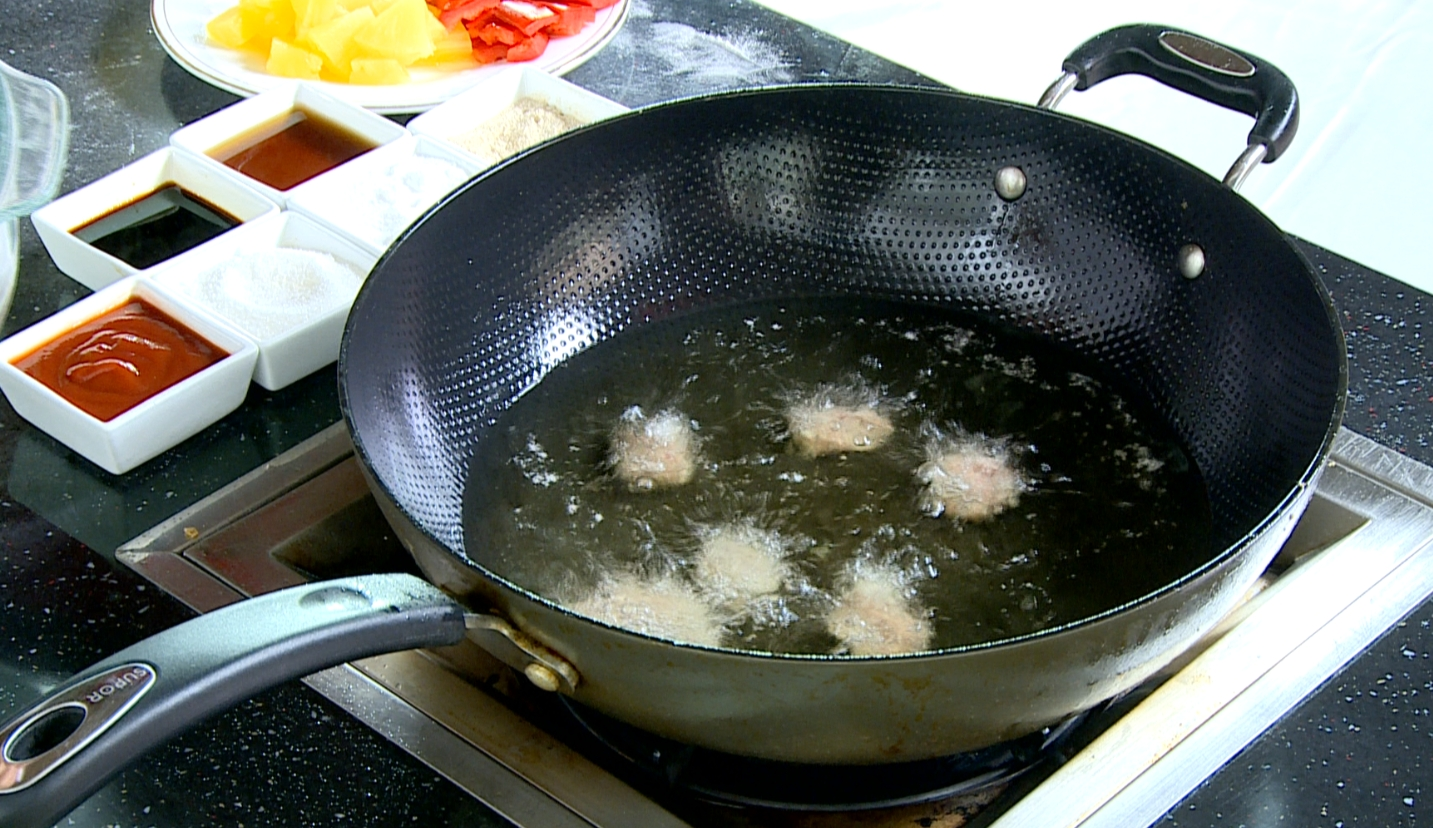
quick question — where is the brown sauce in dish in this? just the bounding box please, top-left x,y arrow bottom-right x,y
72,184 -> 240,270
211,108 -> 377,191
13,298 -> 228,422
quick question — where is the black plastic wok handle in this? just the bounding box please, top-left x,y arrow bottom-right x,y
1048,24 -> 1299,170
0,573 -> 468,828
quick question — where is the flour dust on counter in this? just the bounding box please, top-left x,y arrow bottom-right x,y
464,297 -> 1213,655
565,0 -> 796,105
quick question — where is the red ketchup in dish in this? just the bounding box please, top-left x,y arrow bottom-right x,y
12,299 -> 228,421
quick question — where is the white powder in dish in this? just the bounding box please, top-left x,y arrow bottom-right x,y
313,153 -> 471,247
157,248 -> 362,340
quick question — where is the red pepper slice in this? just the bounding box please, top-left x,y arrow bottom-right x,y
468,19 -> 522,45
437,0 -> 499,29
469,39 -> 510,63
505,29 -> 549,61
447,0 -> 608,67
534,2 -> 593,36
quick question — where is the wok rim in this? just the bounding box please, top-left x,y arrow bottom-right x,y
339,82 -> 1350,662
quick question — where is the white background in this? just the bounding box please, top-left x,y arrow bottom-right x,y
755,1 -> 1432,294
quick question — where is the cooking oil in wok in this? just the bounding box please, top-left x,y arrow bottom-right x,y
463,298 -> 1213,654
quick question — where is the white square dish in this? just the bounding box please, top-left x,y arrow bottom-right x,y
169,81 -> 409,205
29,147 -> 279,291
288,133 -> 481,256
407,65 -> 627,169
0,277 -> 259,475
148,211 -> 377,391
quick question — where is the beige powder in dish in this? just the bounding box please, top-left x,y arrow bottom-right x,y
450,98 -> 584,167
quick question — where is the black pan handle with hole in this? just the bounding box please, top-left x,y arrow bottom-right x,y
0,574 -> 467,828
1050,24 -> 1298,168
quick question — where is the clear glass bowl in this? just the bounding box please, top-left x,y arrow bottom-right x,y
1,59 -> 70,220
1,59 -> 69,323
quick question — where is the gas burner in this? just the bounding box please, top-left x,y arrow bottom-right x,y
560,698 -> 1086,811
117,424 -> 1433,828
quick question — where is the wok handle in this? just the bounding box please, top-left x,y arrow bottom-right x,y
1041,24 -> 1298,187
0,573 -> 467,828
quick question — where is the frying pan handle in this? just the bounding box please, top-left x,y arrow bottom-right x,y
1040,24 -> 1298,189
0,573 -> 467,828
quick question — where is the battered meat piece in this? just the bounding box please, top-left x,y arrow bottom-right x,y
826,565 -> 933,656
691,523 -> 790,612
783,382 -> 895,457
569,572 -> 725,647
609,406 -> 698,490
917,434 -> 1024,521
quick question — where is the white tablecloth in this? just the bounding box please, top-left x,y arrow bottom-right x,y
756,0 -> 1433,294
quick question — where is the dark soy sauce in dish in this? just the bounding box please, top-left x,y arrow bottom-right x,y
73,184 -> 240,270
211,107 -> 377,191
463,298 -> 1214,655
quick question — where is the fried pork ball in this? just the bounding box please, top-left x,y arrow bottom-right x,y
783,383 -> 895,457
609,406 -> 698,490
825,565 -> 933,656
691,523 -> 789,612
568,572 -> 725,647
916,435 -> 1024,522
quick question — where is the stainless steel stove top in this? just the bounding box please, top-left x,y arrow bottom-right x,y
116,424 -> 1433,828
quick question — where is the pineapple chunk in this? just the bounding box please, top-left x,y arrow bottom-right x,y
292,0 -> 342,37
266,37 -> 324,79
414,23 -> 477,67
353,0 -> 437,65
299,6 -> 376,72
205,6 -> 255,48
349,57 -> 411,84
237,0 -> 296,43
425,9 -> 448,40
210,0 -> 465,84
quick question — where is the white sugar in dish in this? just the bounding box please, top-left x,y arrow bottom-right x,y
156,248 -> 362,340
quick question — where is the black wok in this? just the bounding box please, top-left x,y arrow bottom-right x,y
340,25 -> 1344,762
0,25 -> 1344,827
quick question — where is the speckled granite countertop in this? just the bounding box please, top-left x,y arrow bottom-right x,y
1,1 -> 1429,825
1158,241 -> 1433,828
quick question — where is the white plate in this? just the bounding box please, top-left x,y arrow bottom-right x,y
151,0 -> 630,114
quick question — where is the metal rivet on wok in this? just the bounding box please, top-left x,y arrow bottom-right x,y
1178,244 -> 1206,279
524,663 -> 562,692
994,166 -> 1027,201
